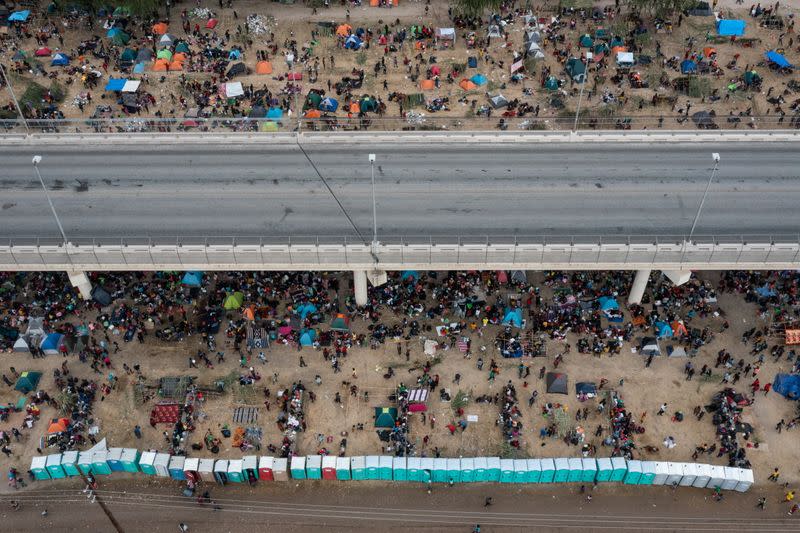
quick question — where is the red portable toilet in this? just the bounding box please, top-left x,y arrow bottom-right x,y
322,456 -> 337,480
258,456 -> 274,481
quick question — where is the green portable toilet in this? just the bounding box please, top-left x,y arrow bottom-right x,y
420,458 -> 434,484
336,456 -> 351,480
432,458 -> 448,483
120,449 -> 140,473
513,459 -> 528,483
553,458 -> 570,482
595,457 -> 613,482
567,458 -> 583,482
526,459 -> 541,483
582,458 -> 597,482
227,459 -> 244,482
61,451 -> 80,477
624,460 -> 642,484
78,451 -> 95,475
92,450 -> 112,475
30,456 -> 50,480
46,454 -> 65,479
365,456 -> 380,480
306,455 -> 322,480
406,457 -> 421,482
539,458 -> 555,483
291,456 -> 307,479
379,456 -> 393,480
446,458 -> 461,483
460,458 -> 475,483
609,457 -> 627,482
473,457 -> 488,482
351,456 -> 366,480
107,448 -> 124,472
499,459 -> 515,483
639,461 -> 656,485
392,456 -> 407,481
485,457 -> 501,482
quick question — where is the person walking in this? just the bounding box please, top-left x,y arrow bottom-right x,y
657,403 -> 667,416
134,425 -> 142,439
484,496 -> 493,507
757,496 -> 766,509
768,467 -> 781,482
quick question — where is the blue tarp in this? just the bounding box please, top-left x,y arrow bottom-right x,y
182,271 -> 203,287
470,74 -> 488,86
299,329 -> 316,346
598,296 -> 619,311
655,321 -> 673,339
717,19 -> 745,36
756,285 -> 777,298
401,270 -> 419,281
104,78 -> 127,91
502,308 -> 523,328
765,51 -> 792,68
266,107 -> 283,119
51,53 -> 70,66
40,333 -> 64,354
773,374 -> 800,400
8,10 -> 31,21
681,60 -> 697,73
344,35 -> 363,50
296,302 -> 318,320
319,97 -> 339,112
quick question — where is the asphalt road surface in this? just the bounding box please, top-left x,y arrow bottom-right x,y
2,478 -> 800,533
1,142 -> 799,241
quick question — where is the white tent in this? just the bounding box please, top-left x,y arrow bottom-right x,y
26,317 -> 45,337
526,41 -> 545,59
616,52 -> 634,66
13,337 -> 30,352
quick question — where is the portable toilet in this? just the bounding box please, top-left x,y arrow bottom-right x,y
92,450 -> 112,475
513,459 -> 528,483
336,456 -> 351,480
290,456 -> 307,479
46,454 -> 65,479
609,457 -> 627,482
198,458 -> 215,481
106,448 -> 124,472
379,456 -> 393,480
322,456 -> 337,480
499,459 -> 515,483
242,455 -> 258,484
153,453 -> 170,477
652,462 -> 669,485
420,457 -> 434,483
485,457 -> 501,482
527,459 -> 541,483
30,457 -> 50,480
472,457 -> 487,482
692,463 -> 712,488
665,462 -> 683,486
258,457 -> 274,481
273,457 -> 288,481
707,465 -> 725,490
305,455 -> 322,480
639,461 -> 656,485
735,468 -> 753,492
120,449 -> 140,473
539,458 -> 555,483
678,463 -> 697,486
567,458 -> 583,482
460,458 -> 475,483
447,458 -> 461,483
184,458 -> 200,482
61,450 -> 80,477
406,457 -> 421,482
138,451 -> 156,475
721,467 -> 739,490
624,460 -> 642,484
213,459 -> 229,484
350,456 -> 366,481
595,457 -> 612,482
433,457 -> 448,483
553,458 -> 570,482
393,456 -> 408,481
169,456 -> 186,480
365,456 -> 380,480
227,459 -> 244,483
582,458 -> 597,483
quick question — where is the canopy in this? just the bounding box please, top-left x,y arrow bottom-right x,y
105,78 -> 127,91
266,107 -> 283,119
502,308 -> 523,328
598,296 -> 619,311
34,47 -> 51,57
470,74 -> 487,86
435,27 -> 455,39
256,61 -> 273,74
296,302 -> 318,319
546,372 -> 568,394
51,53 -> 70,66
15,371 -> 42,393
330,313 -> 350,332
152,22 -> 169,35
773,374 -> 800,400
765,50 -> 792,68
8,10 -> 30,21
40,333 -> 63,354
175,42 -> 190,54
681,60 -> 697,73
223,292 -> 244,310
319,97 -> 339,112
299,329 -> 316,346
717,19 -> 745,36
616,51 -> 634,65
459,79 -> 477,90
182,271 -> 203,287
374,407 -> 398,428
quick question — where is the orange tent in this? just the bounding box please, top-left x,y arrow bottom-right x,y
370,0 -> 379,5
414,41 -> 426,50
152,59 -> 169,71
459,79 -> 477,90
336,24 -> 352,37
349,102 -> 360,113
420,79 -> 435,90
611,46 -> 627,55
243,306 -> 255,321
47,418 -> 69,434
671,320 -> 688,337
169,61 -> 183,71
304,109 -> 321,118
703,47 -> 716,57
152,22 -> 168,35
173,52 -> 188,62
256,61 -> 273,74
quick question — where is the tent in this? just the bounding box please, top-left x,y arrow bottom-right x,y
299,329 -> 316,346
206,18 -> 218,29
173,52 -> 187,63
319,97 -> 339,112
26,317 -> 45,337
565,58 -> 586,82
40,333 -> 64,355
671,320 -> 688,337
152,59 -> 169,71
152,22 -> 169,35
256,61 -> 273,74
470,74 -> 487,86
8,10 -> 30,21
374,407 -> 397,428
616,52 -> 634,66
137,49 -> 154,62
773,374 -> 800,400
51,53 -> 70,66
526,41 -> 545,59
344,35 -> 363,50
489,94 -> 509,109
260,121 -> 279,132
120,48 -> 137,62
182,271 -> 203,287
575,382 -> 597,398
111,32 -> 130,46
502,308 -> 523,328
401,270 -> 419,281
133,63 -> 146,73
112,6 -> 131,16
15,371 -> 42,393
681,60 -> 697,74
47,418 -> 70,434
420,79 -> 435,90
223,292 -> 245,310
106,27 -> 123,38
105,78 -> 127,92
666,346 -> 688,358
511,270 -> 527,284
13,337 -> 30,352
226,62 -> 246,78
175,42 -> 190,54
157,34 -> 175,49
544,76 -> 559,91
336,24 -> 352,37
639,337 -> 660,356
579,34 -> 593,48
267,107 -> 283,119
359,96 -> 378,113
460,79 -> 477,90
655,321 -> 673,338
305,91 -> 322,110
296,302 -> 318,320
169,61 -> 183,71
330,313 -> 351,332
304,109 -> 321,118
765,51 -> 792,69
717,19 -> 745,37
249,106 -> 267,118
546,372 -> 568,394
34,48 -> 51,57
598,296 -> 619,311
91,286 -> 112,306
228,49 -> 242,60
157,49 -> 173,61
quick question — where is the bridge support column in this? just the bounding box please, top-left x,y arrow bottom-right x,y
353,270 -> 368,307
663,270 -> 692,286
627,269 -> 651,305
67,271 -> 93,300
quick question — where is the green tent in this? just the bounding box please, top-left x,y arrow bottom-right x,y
565,58 -> 587,82
743,70 -> 761,86
223,292 -> 244,310
359,96 -> 378,113
111,32 -> 130,46
120,48 -> 137,62
175,42 -> 190,54
15,371 -> 42,393
544,76 -> 559,91
594,43 -> 609,55
374,407 -> 397,428
304,91 -> 322,111
156,49 -> 173,61
579,34 -> 593,48
330,313 -> 350,332
260,121 -> 279,132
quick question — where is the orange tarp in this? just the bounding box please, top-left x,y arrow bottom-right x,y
703,47 -> 716,57
420,79 -> 435,90
256,61 -> 273,74
152,59 -> 168,71
459,79 -> 477,90
168,61 -> 183,71
47,418 -> 69,434
152,22 -> 168,35
786,329 -> 800,345
304,109 -> 321,118
414,41 -> 426,50
336,24 -> 352,37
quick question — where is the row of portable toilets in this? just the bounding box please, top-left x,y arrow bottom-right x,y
30,450 -> 754,491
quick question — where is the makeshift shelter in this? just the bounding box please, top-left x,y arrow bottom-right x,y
15,371 -> 42,393
616,52 -> 634,66
765,51 -> 793,69
226,62 -> 246,78
299,329 -> 316,346
223,292 -> 244,310
91,286 -> 112,306
773,374 -> 800,400
330,314 -> 350,332
598,296 -> 619,311
105,78 -> 126,92
419,79 -> 435,90
256,61 -> 273,74
224,82 -> 244,97
182,271 -> 203,287
671,320 -> 688,337
336,24 -> 352,37
565,58 -> 586,82
575,382 -> 597,398
26,317 -> 45,337
206,19 -> 218,29
8,10 -> 30,21
459,79 -> 477,91
545,372 -> 568,394
51,53 -> 70,66
374,407 -> 397,428
717,19 -> 745,37
40,333 -> 64,355
470,74 -> 487,86
296,302 -> 318,320
319,97 -> 339,112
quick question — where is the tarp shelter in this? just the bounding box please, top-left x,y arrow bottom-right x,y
765,51 -> 792,69
256,61 -> 273,74
223,292 -> 244,310
8,10 -> 30,21
576,382 -> 597,398
158,34 -> 175,49
773,374 -> 800,400
598,296 -> 619,311
34,48 -> 51,57
296,302 -> 318,319
47,417 -> 69,434
266,107 -> 283,119
460,79 -> 477,90
299,329 -> 316,346
490,94 -> 509,109
470,74 -> 488,86
51,53 -> 70,66
681,60 -> 697,74
671,320 -> 688,337
330,313 -> 350,332
336,24 -> 352,37
374,407 -> 397,428
502,308 -> 523,328
565,58 -> 586,82
420,79 -> 435,90
182,271 -> 203,287
105,78 -> 127,92
717,19 -> 745,37
15,371 -> 42,393
616,52 -> 634,66
546,372 -> 568,394
91,286 -> 112,306
319,97 -> 339,112
225,82 -> 244,98
40,333 -> 64,355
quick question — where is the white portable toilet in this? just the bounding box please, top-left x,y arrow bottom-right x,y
184,457 -> 200,480
652,462 -> 669,485
198,458 -> 215,481
335,456 -> 350,480
721,467 -> 739,490
679,463 -> 698,486
692,463 -> 712,488
706,465 -> 725,489
735,468 -> 753,492
273,457 -> 288,481
153,453 -> 170,477
665,462 -> 683,486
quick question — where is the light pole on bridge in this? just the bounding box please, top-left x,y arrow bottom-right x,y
32,155 -> 68,246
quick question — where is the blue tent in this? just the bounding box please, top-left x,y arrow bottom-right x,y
598,296 -> 619,311
765,51 -> 792,69
296,302 -> 318,320
228,49 -> 242,60
681,60 -> 697,74
654,321 -> 673,339
40,333 -> 64,354
401,270 -> 419,281
133,63 -> 146,73
51,53 -> 70,66
107,28 -> 123,38
344,35 -> 363,50
717,19 -> 745,37
470,74 -> 488,86
182,271 -> 203,287
266,107 -> 283,119
502,308 -> 523,328
319,97 -> 339,112
8,10 -> 31,21
755,285 -> 776,298
299,329 -> 316,346
773,374 -> 800,400
104,78 -> 127,91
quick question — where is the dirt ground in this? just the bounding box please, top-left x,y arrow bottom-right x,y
2,269 -> 799,493
1,0 -> 798,129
